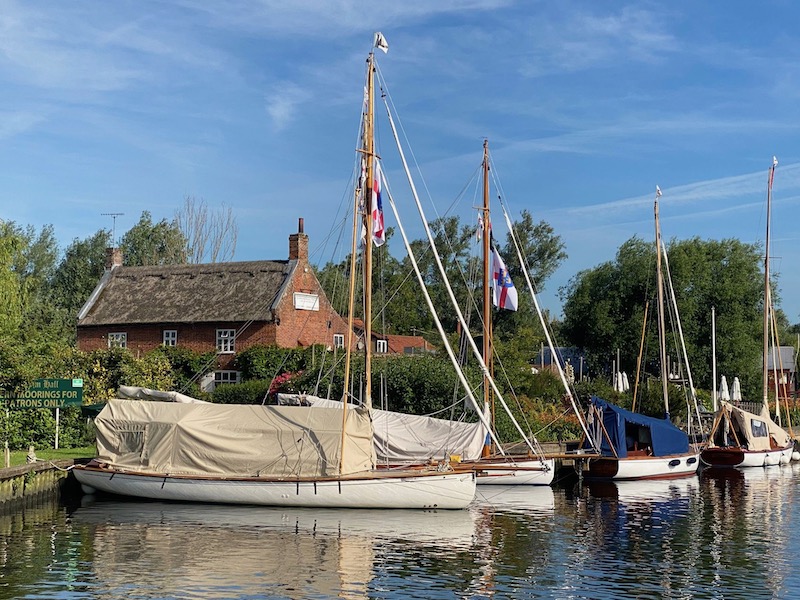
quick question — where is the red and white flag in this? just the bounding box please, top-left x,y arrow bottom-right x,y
491,246 -> 518,311
371,161 -> 386,246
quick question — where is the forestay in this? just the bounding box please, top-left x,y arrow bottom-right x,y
93,399 -> 375,478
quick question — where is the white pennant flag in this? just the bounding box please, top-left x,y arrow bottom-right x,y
374,32 -> 389,53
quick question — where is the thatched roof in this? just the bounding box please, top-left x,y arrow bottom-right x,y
78,260 -> 293,326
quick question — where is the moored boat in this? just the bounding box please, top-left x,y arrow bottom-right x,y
583,396 -> 699,480
582,187 -> 701,480
700,158 -> 795,469
74,33 -> 477,510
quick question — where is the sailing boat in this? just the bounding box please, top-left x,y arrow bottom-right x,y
582,186 -> 700,480
701,157 -> 794,468
71,33 -> 477,509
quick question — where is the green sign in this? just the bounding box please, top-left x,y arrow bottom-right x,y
3,378 -> 84,409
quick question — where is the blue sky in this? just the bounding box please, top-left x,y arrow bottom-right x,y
2,1 -> 800,322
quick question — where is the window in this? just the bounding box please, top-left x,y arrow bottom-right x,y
214,371 -> 240,386
751,419 -> 768,438
216,329 -> 236,353
108,332 -> 127,349
333,334 -> 345,349
163,330 -> 177,347
376,339 -> 388,354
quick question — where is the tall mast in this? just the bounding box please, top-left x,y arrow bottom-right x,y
340,48 -> 377,471
654,187 -> 670,416
481,140 -> 494,434
362,50 -> 376,410
763,156 -> 777,409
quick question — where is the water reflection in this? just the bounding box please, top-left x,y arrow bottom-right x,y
700,465 -> 800,598
1,468 -> 800,598
71,499 -> 479,599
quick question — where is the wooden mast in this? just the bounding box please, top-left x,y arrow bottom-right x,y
762,157 -> 777,410
481,140 -> 494,449
363,50 -> 376,411
654,187 -> 670,416
340,49 -> 376,472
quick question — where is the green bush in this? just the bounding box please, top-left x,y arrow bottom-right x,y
149,346 -> 215,399
234,344 -> 329,381
213,379 -> 272,404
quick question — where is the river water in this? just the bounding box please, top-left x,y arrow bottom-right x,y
1,465 -> 799,599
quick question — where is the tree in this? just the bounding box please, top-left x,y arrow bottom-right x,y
50,229 -> 111,322
0,222 -> 26,340
120,211 -> 189,266
175,196 -> 238,263
317,212 -> 566,369
500,210 -> 567,290
559,236 -> 765,399
492,210 -> 567,340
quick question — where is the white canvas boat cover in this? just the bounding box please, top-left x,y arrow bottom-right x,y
118,385 -> 210,404
278,394 -> 488,462
93,399 -> 375,478
722,401 -> 792,451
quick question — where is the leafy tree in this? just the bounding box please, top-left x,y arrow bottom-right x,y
50,229 -> 111,332
559,236 -> 766,400
120,211 -> 189,266
0,222 -> 26,340
492,210 -> 566,341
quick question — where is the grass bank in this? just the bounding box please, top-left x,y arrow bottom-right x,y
6,446 -> 96,468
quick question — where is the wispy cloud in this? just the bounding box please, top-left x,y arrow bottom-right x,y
265,82 -> 312,130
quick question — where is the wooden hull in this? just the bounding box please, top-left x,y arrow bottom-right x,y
700,444 -> 794,468
472,457 -> 555,486
73,465 -> 476,509
586,451 -> 700,480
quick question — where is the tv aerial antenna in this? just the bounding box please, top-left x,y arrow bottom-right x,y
101,213 -> 124,245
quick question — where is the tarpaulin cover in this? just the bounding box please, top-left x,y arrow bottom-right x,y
278,394 -> 488,462
719,401 -> 791,451
93,399 -> 376,477
584,396 -> 689,458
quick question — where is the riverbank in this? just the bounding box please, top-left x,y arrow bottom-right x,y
0,455 -> 91,509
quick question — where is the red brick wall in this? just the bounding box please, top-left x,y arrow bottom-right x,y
76,260 -> 351,362
274,262 -> 350,349
76,322 -> 277,369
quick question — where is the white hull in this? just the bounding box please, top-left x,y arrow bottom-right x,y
587,452 -> 700,480
473,457 -> 555,486
701,444 -> 794,468
73,466 -> 476,509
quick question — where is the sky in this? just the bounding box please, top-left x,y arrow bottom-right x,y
2,1 -> 800,322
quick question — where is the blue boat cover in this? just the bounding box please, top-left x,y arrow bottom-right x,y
584,396 -> 689,458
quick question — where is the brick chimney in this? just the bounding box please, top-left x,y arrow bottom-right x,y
105,247 -> 123,270
289,218 -> 308,261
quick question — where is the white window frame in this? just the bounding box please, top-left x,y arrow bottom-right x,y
214,370 -> 241,385
163,329 -> 177,347
216,329 -> 236,354
108,332 -> 127,349
376,339 -> 388,354
333,334 -> 345,349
